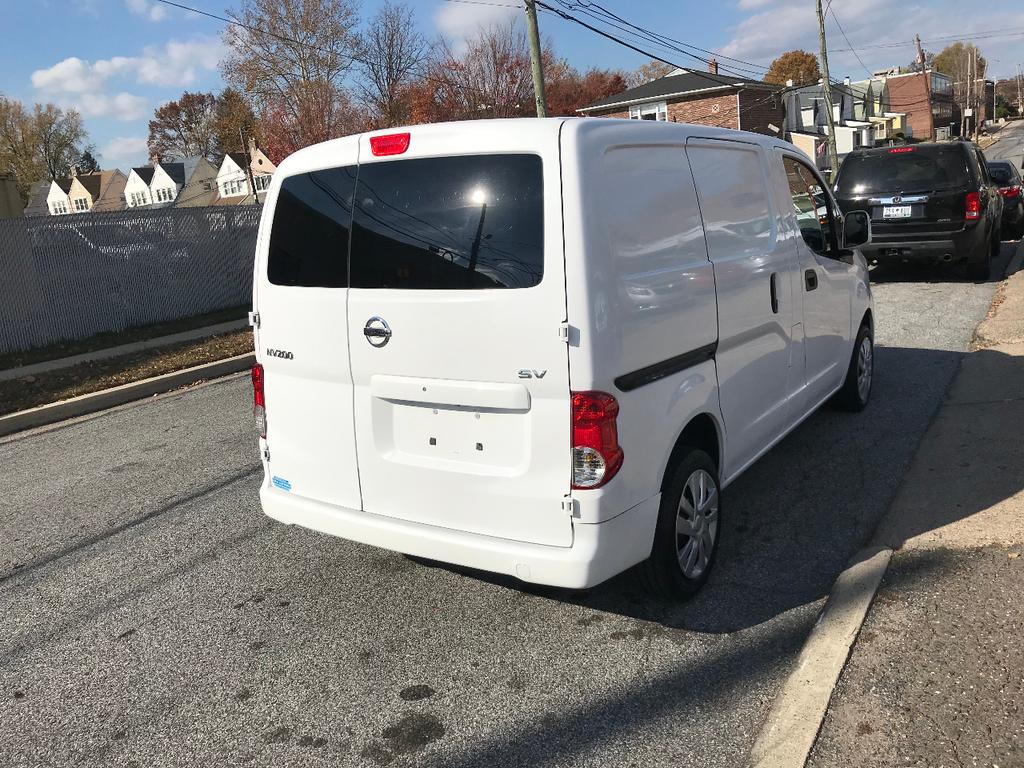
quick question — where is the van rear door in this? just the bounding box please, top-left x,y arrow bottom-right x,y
346,126 -> 572,547
255,137 -> 361,511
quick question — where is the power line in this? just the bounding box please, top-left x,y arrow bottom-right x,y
828,6 -> 872,79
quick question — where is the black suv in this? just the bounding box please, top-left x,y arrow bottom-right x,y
834,142 -> 1002,278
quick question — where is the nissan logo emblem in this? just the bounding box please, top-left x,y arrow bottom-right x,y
363,316 -> 392,347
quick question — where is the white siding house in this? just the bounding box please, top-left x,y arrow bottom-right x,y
45,180 -> 72,215
124,167 -> 155,208
149,163 -> 179,205
216,153 -> 251,199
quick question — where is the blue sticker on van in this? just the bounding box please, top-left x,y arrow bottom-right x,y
271,476 -> 292,492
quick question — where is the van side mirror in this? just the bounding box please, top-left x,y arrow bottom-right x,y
841,210 -> 871,249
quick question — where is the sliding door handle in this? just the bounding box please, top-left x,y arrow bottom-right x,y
769,272 -> 779,313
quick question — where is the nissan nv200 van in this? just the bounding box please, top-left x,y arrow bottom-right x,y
250,118 -> 874,598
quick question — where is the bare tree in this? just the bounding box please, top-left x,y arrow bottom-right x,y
221,0 -> 361,150
148,91 -> 218,161
358,2 -> 427,127
413,21 -> 534,123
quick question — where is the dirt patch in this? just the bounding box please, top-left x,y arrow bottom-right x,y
0,330 -> 253,416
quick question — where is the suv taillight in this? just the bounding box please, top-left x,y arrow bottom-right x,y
571,391 -> 623,489
965,191 -> 981,220
251,363 -> 266,438
998,185 -> 1021,199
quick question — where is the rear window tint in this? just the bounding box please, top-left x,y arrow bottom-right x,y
836,147 -> 971,195
350,154 -> 543,289
989,164 -> 1014,184
268,166 -> 356,287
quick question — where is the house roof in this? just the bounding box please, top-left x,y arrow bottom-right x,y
23,180 -> 51,215
227,152 -> 248,169
132,166 -> 155,184
160,162 -> 186,185
76,173 -> 103,200
55,178 -> 73,194
579,69 -> 775,112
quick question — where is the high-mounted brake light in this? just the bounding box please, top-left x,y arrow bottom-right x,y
251,363 -> 267,438
965,191 -> 981,221
370,132 -> 410,156
571,391 -> 624,489
889,147 -> 914,153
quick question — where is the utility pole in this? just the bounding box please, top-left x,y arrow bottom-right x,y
915,34 -> 933,139
815,0 -> 840,179
524,1 -> 548,118
1017,64 -> 1022,118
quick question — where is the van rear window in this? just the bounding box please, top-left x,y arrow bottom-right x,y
350,154 -> 543,289
268,167 -> 356,287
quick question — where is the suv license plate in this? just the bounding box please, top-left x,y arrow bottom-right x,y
883,205 -> 912,219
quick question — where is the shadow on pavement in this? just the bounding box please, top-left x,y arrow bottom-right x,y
869,240 -> 1015,285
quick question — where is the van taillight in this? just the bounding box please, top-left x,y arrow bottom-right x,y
370,133 -> 410,156
251,363 -> 266,438
571,391 -> 623,489
965,191 -> 981,220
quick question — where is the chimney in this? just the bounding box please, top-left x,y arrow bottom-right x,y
843,76 -> 851,86
708,58 -> 719,75
70,166 -> 78,178
247,136 -> 258,160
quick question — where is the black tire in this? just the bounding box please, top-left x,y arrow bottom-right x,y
637,448 -> 721,599
834,322 -> 873,412
966,228 -> 994,280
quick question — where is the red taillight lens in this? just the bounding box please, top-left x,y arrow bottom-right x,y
998,186 -> 1021,199
369,132 -> 410,156
251,363 -> 266,437
571,391 -> 623,489
965,191 -> 981,220
889,146 -> 914,153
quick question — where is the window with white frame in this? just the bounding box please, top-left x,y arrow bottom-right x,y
629,101 -> 668,121
51,200 -> 68,215
73,197 -> 89,212
253,174 -> 271,192
130,191 -> 149,207
221,177 -> 246,196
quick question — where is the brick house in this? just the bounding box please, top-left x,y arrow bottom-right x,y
876,69 -> 955,141
576,64 -> 785,137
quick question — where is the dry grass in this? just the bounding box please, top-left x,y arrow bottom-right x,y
0,330 -> 253,416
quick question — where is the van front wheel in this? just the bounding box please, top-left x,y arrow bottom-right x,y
638,449 -> 721,599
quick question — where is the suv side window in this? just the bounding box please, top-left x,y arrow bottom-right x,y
783,156 -> 836,256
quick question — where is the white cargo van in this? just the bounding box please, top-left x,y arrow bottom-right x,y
250,118 -> 874,597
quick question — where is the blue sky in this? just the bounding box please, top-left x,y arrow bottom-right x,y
4,0 -> 1022,171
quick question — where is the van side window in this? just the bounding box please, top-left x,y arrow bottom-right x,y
268,167 -> 356,287
686,144 -> 773,261
783,157 -> 834,255
350,154 -> 544,290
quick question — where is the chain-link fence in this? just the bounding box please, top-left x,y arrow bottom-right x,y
0,206 -> 260,356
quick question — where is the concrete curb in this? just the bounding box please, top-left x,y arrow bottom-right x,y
0,318 -> 249,382
0,352 -> 255,437
749,546 -> 892,768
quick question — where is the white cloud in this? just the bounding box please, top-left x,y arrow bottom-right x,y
99,136 -> 149,170
78,92 -> 149,121
434,1 -> 518,51
125,0 -> 167,21
721,0 -> 1024,81
30,36 -> 223,122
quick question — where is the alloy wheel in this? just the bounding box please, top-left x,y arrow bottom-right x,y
857,335 -> 873,404
675,469 -> 719,579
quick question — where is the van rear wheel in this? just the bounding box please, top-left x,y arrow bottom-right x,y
638,449 -> 721,599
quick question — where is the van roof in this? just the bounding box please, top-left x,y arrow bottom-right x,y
275,117 -> 799,178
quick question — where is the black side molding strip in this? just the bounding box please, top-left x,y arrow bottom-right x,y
614,342 -> 718,392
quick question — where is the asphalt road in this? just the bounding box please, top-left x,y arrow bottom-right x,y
983,119 -> 1024,170
0,246 -> 1014,767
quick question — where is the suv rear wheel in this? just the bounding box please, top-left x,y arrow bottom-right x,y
638,448 -> 721,599
967,225 -> 998,280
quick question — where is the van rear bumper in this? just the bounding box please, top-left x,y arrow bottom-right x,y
259,485 -> 660,589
